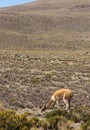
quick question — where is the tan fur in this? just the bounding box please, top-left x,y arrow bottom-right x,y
41,88 -> 73,112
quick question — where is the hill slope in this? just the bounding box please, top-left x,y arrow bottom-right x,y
0,0 -> 90,50
0,0 -> 90,113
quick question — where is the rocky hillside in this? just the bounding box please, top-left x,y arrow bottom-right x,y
0,0 -> 90,50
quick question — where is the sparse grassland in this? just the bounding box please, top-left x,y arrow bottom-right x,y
0,50 -> 90,110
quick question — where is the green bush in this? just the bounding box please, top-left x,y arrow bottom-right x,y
45,73 -> 52,80
45,109 -> 63,118
45,109 -> 79,122
0,107 -> 90,130
57,120 -> 73,130
69,111 -> 82,123
45,110 -> 69,129
82,119 -> 90,130
0,110 -> 39,130
45,107 -> 90,129
30,127 -> 39,130
30,78 -> 40,84
0,110 -> 20,130
39,119 -> 50,130
70,107 -> 90,122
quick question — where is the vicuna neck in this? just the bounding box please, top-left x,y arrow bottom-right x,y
46,98 -> 52,108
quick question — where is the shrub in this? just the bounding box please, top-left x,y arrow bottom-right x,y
70,111 -> 82,123
45,109 -> 63,118
82,119 -> 90,130
45,109 -> 79,122
45,73 -> 52,80
30,127 -> 39,130
0,110 -> 40,130
44,107 -> 90,129
0,110 -> 20,130
39,119 -> 50,130
0,107 -> 89,130
45,110 -> 69,129
57,120 -> 73,130
30,78 -> 39,84
70,106 -> 90,122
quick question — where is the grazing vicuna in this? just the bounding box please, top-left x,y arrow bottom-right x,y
41,88 -> 73,112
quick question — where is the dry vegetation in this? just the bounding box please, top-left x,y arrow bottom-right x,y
1,51 -> 89,130
0,0 -> 90,129
0,50 -> 90,111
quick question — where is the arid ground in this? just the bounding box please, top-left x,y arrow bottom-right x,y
0,50 -> 90,114
0,0 -> 90,115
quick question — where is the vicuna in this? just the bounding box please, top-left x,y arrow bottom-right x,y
41,88 -> 73,112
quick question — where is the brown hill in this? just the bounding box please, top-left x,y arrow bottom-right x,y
0,0 -> 90,50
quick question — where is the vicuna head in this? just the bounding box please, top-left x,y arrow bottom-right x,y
41,104 -> 47,112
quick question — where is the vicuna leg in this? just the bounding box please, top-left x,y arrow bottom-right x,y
63,94 -> 70,112
52,100 -> 59,109
52,101 -> 56,108
63,98 -> 70,112
68,98 -> 71,109
56,100 -> 59,109
63,99 -> 70,111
